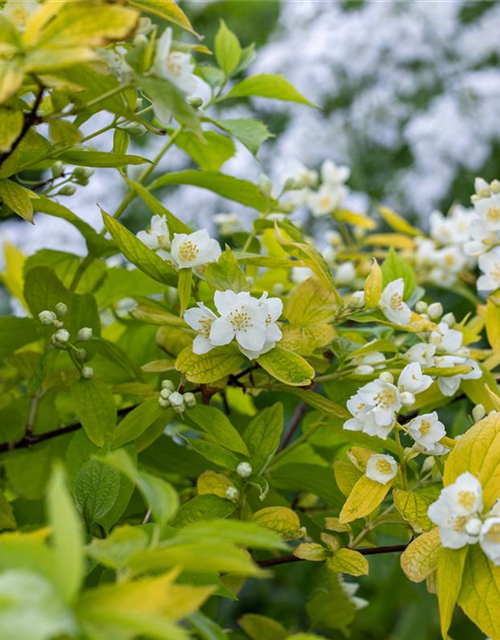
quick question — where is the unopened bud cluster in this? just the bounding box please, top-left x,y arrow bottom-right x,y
158,380 -> 196,413
38,303 -> 93,364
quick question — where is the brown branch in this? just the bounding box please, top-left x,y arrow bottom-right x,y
278,382 -> 318,452
257,544 -> 408,567
0,87 -> 44,169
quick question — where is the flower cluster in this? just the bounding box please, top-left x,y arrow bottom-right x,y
158,380 -> 196,414
469,178 -> 500,292
184,291 -> 283,360
285,159 -> 350,217
428,472 -> 500,565
365,454 -> 398,485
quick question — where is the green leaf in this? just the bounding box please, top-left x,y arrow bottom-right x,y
70,378 -> 117,447
381,247 -> 416,300
0,489 -> 16,531
283,388 -> 350,420
327,548 -> 369,577
149,170 -> 273,212
400,527 -> 441,583
124,178 -> 191,235
307,569 -> 356,631
0,109 -> 23,153
239,614 -> 288,640
140,76 -> 201,133
176,344 -> 246,384
215,20 -> 242,76
113,398 -> 167,448
271,464 -> 343,507
58,149 -> 149,167
257,346 -> 315,386
437,546 -> 468,640
243,403 -> 283,474
74,459 -> 121,526
23,266 -> 68,317
205,248 -> 249,293
188,404 -> 249,455
223,74 -> 316,107
46,466 -> 84,602
0,317 -> 39,361
178,519 -> 287,550
339,475 -> 394,524
215,117 -> 273,155
129,0 -> 197,36
0,179 -> 37,223
178,268 -> 192,316
176,130 -> 236,171
101,209 -> 177,286
170,495 -> 235,527
185,438 -> 241,470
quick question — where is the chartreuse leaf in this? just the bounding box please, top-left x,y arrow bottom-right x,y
176,129 -> 237,172
205,248 -> 249,293
46,465 -> 84,602
381,247 -> 416,300
438,546 -> 468,640
188,611 -> 228,640
197,471 -> 234,498
74,459 -> 121,526
243,403 -> 283,474
139,77 -> 202,134
252,507 -> 301,539
400,527 -> 441,583
102,209 -> 177,286
175,519 -> 287,550
294,543 -> 330,562
0,317 -> 39,360
176,344 -> 246,384
129,0 -> 197,36
58,149 -> 149,168
257,346 -> 315,386
327,548 -> 369,577
185,438 -> 241,470
339,475 -> 394,524
0,179 -> 38,223
70,378 -> 117,447
377,205 -> 421,237
177,268 -> 192,316
223,74 -> 316,107
393,488 -> 434,533
113,400 -> 168,448
215,20 -> 242,75
171,495 -> 235,527
216,117 -> 273,155
131,304 -> 188,327
0,489 -> 15,531
486,294 -> 500,352
149,170 -> 273,213
0,109 -> 23,153
239,614 -> 288,640
188,404 -> 249,455
283,388 -> 350,420
333,209 -> 375,230
364,259 -> 383,308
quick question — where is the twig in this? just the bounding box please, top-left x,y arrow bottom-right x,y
278,382 -> 318,453
0,87 -> 44,169
257,544 -> 408,568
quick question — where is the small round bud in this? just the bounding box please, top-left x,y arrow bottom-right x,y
379,372 -> 394,384
283,177 -> 299,191
77,327 -> 93,342
225,486 -> 239,501
162,379 -> 176,392
400,391 -> 416,407
183,392 -> 196,408
123,123 -> 147,137
51,161 -> 64,179
258,173 -> 272,197
354,365 -> 374,376
472,404 -> 486,423
38,310 -> 57,325
172,402 -> 185,414
158,397 -> 170,409
465,517 -> 482,536
168,392 -> 184,408
133,34 -> 148,47
160,388 -> 172,400
491,179 -> 500,194
52,329 -> 70,345
82,366 -> 94,379
54,302 -> 68,317
72,167 -> 94,181
57,184 -> 77,196
187,96 -> 203,109
441,312 -> 456,328
415,301 -> 428,314
427,302 -> 443,320
236,462 -> 252,478
348,291 -> 365,309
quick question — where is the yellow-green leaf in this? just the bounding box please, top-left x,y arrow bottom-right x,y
339,475 -> 394,524
437,546 -> 468,640
327,548 -> 369,576
257,346 -> 315,386
205,249 -> 249,293
176,344 -> 245,384
486,295 -> 500,352
377,205 -> 421,237
334,209 -> 376,230
223,74 -> 316,107
197,470 -> 234,499
393,489 -> 434,533
0,109 -> 22,152
293,543 -> 330,562
0,179 -> 37,223
286,277 -> 338,325
239,614 -> 288,640
252,507 -> 301,539
214,20 -> 242,76
364,259 -> 382,308
400,527 -> 441,583
129,0 -> 197,36
177,268 -> 192,316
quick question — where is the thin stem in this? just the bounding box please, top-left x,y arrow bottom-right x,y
278,382 -> 318,453
257,544 -> 408,567
45,84 -> 129,122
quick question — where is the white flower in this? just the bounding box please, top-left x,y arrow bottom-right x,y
355,377 -> 402,436
184,303 -> 218,355
154,28 -> 196,95
213,213 -> 242,235
321,159 -> 350,185
209,291 -> 282,358
464,217 -> 498,257
430,322 -> 464,353
480,517 -> 500,566
435,355 -> 481,397
308,183 -> 347,216
365,454 -> 398,485
137,215 -> 170,252
3,0 -> 38,29
407,412 -> 445,450
477,247 -> 500,292
291,266 -> 314,284
398,363 -> 433,395
170,230 -> 221,269
378,278 -> 412,325
472,404 -> 486,423
430,208 -> 472,247
405,343 -> 436,367
428,472 -> 483,549
340,577 -> 368,610
475,193 -> 500,233
335,261 -> 356,285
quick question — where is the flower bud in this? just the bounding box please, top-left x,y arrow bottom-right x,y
354,365 -> 374,376
400,391 -> 416,406
158,397 -> 170,409
161,380 -> 176,392
51,161 -> 64,179
54,302 -> 68,317
72,167 -> 94,181
258,173 -> 272,197
225,486 -> 239,501
236,462 -> 253,478
38,310 -> 57,325
160,388 -> 172,400
172,402 -> 185,414
427,302 -> 443,320
335,262 -> 356,286
348,291 -> 365,309
379,372 -> 394,384
52,329 -> 70,345
133,34 -> 148,47
491,179 -> 500,194
441,312 -> 456,327
77,327 -> 93,342
57,184 -> 77,196
472,404 -> 486,423
415,301 -> 428,314
168,392 -> 184,408
183,392 -> 196,408
187,96 -> 203,109
465,517 -> 482,536
123,123 -> 147,137
82,366 -> 94,379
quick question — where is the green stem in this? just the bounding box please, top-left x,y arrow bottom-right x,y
394,424 -> 408,490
